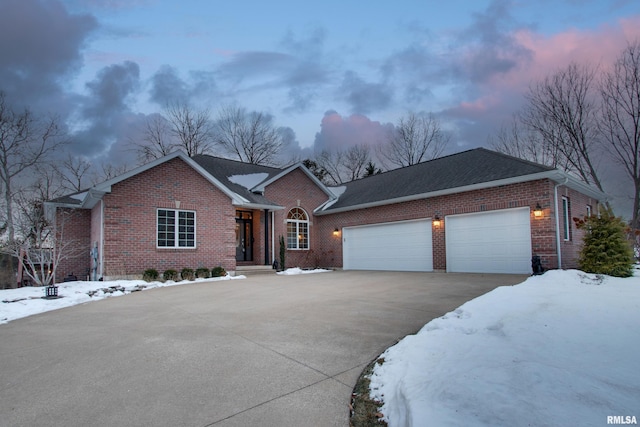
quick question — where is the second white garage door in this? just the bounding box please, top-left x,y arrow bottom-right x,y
445,207 -> 532,274
343,219 -> 433,271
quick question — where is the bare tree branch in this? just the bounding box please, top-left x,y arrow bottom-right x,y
214,105 -> 284,165
521,63 -> 604,191
165,102 -> 214,157
380,112 -> 450,168
600,41 -> 640,228
0,91 -> 67,242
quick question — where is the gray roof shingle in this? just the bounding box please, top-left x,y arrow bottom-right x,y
322,148 -> 554,212
191,155 -> 283,207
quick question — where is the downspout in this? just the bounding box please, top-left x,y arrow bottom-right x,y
100,199 -> 105,279
554,178 -> 568,269
264,209 -> 269,266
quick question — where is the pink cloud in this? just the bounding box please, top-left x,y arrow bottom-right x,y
497,15 -> 640,89
313,111 -> 393,152
449,15 -> 640,126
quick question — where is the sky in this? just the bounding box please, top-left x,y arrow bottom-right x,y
1,0 -> 639,203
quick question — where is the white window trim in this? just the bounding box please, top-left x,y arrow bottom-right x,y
157,208 -> 197,249
286,208 -> 309,250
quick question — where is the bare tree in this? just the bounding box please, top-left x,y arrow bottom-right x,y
214,105 -> 284,165
315,149 -> 344,185
165,102 -> 214,157
343,144 -> 371,181
315,144 -> 373,185
53,154 -> 92,192
0,91 -> 66,242
489,114 -> 573,170
521,63 -> 605,191
135,113 -> 175,162
600,41 -> 640,229
380,112 -> 450,168
1,194 -> 84,287
93,162 -> 130,184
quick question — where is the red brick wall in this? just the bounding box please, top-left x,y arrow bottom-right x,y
264,168 -> 330,269
100,157 -> 236,279
555,185 -> 598,268
55,208 -> 91,283
313,179 -> 594,271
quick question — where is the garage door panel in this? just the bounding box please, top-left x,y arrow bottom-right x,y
343,220 -> 433,272
446,208 -> 532,274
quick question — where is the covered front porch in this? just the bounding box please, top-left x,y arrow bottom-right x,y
234,208 -> 279,269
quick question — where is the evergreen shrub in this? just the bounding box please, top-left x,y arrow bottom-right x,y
142,269 -> 159,282
196,267 -> 210,278
181,268 -> 195,281
574,206 -> 634,278
211,266 -> 226,277
163,269 -> 179,281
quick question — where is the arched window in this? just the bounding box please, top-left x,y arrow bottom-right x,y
286,207 -> 309,250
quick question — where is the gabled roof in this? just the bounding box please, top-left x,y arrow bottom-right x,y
315,148 -> 606,214
191,155 -> 284,209
253,162 -> 337,199
47,151 -> 291,211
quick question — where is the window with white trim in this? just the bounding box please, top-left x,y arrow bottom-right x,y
562,197 -> 570,241
586,205 -> 592,217
157,209 -> 196,248
286,207 -> 309,250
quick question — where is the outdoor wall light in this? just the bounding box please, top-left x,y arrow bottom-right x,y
432,215 -> 442,227
533,203 -> 543,218
333,228 -> 340,237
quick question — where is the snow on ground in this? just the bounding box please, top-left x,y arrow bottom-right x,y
369,269 -> 640,427
0,275 -> 245,325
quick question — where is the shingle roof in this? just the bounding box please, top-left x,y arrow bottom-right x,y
191,155 -> 284,207
321,148 -> 554,212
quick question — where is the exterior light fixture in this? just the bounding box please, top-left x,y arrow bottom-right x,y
533,203 -> 543,218
332,228 -> 340,237
432,215 -> 441,227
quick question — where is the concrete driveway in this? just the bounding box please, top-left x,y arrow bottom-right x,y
0,271 -> 527,426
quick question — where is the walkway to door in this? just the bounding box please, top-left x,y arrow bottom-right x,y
0,271 -> 527,426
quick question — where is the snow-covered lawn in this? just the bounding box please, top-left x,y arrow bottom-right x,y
369,269 -> 640,427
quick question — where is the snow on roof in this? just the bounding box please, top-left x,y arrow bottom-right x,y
69,191 -> 88,201
227,173 -> 269,190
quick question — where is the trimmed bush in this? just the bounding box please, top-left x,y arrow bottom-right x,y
196,267 -> 210,278
211,266 -> 226,277
142,269 -> 159,282
574,206 -> 634,277
163,269 -> 178,281
181,268 -> 195,281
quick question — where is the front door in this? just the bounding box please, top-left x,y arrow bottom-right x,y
235,211 -> 253,261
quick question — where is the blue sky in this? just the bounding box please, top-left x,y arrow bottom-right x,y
1,0 -> 639,171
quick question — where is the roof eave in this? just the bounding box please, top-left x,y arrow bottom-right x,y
315,170 -> 605,216
233,202 -> 284,211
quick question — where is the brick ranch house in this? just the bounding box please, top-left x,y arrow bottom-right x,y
45,148 -> 605,281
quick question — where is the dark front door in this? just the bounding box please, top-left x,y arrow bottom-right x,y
236,211 -> 253,261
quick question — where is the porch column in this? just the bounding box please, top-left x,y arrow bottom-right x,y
264,209 -> 270,265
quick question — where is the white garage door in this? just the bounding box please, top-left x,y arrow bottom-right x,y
446,207 -> 532,274
343,219 -> 433,271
